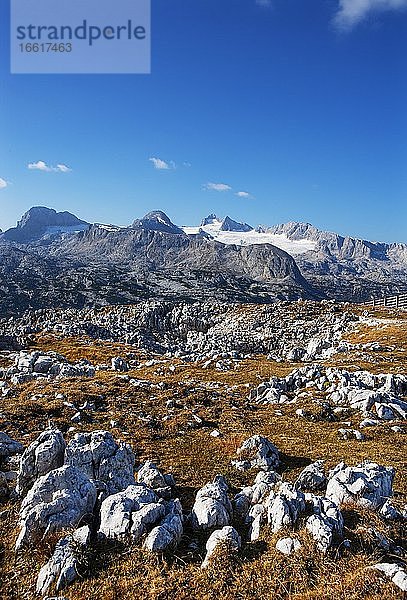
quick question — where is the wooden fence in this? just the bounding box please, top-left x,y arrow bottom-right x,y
363,292 -> 407,310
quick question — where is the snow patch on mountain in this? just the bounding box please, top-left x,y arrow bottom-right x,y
182,216 -> 317,255
94,224 -> 124,233
43,225 -> 89,236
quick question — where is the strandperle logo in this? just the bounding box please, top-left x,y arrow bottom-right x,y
11,0 -> 151,74
16,20 -> 147,47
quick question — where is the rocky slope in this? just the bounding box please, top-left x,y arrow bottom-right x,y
184,216 -> 407,301
260,222 -> 407,301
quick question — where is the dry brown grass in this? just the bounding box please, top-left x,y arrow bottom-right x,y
0,304 -> 406,599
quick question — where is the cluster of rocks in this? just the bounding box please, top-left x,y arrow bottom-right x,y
0,428 -> 183,595
228,436 -> 406,591
1,429 -> 406,594
0,350 -> 133,388
0,350 -> 96,385
230,437 -> 343,553
187,435 -> 406,591
249,365 -> 407,426
0,300 -> 358,360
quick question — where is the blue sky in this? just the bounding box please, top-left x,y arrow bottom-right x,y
0,0 -> 406,242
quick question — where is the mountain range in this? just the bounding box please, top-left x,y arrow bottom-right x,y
0,206 -> 406,316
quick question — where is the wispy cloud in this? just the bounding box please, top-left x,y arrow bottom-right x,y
149,157 -> 176,170
204,182 -> 233,192
236,191 -> 254,199
333,0 -> 407,30
0,177 -> 8,189
256,0 -> 272,7
56,163 -> 72,173
28,160 -> 72,173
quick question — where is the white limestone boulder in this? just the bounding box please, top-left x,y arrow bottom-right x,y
16,429 -> 66,497
137,461 -> 173,500
372,562 -> 407,593
191,475 -> 232,531
36,526 -> 91,595
295,460 -> 326,491
266,483 -> 305,533
16,465 -> 96,551
276,537 -> 302,555
202,526 -> 241,568
232,435 -> 280,472
326,461 -> 394,510
64,430 -> 135,496
144,499 -> 183,551
98,484 -> 165,541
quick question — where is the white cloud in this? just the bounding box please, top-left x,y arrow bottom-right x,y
28,160 -> 52,172
149,157 -> 176,170
204,182 -> 233,192
256,0 -> 272,7
56,163 -> 72,173
236,191 -> 253,199
334,0 -> 407,30
28,160 -> 72,173
0,177 -> 8,189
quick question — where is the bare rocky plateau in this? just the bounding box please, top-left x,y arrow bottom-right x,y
0,299 -> 406,599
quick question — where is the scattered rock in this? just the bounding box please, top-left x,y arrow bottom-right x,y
295,460 -> 326,491
0,301 -> 358,363
234,470 -> 281,519
0,432 -> 23,460
137,461 -> 173,500
249,365 -> 407,423
36,526 -> 91,595
305,494 -> 343,552
275,537 -> 302,555
379,499 -> 403,521
111,357 -> 129,372
98,484 -> 164,541
267,483 -> 305,533
232,435 -> 280,472
234,470 -> 281,541
7,351 -> 95,384
202,526 -> 241,568
359,418 -> 380,428
191,475 -> 232,530
338,428 -> 365,441
371,562 -> 407,593
144,499 -> 183,551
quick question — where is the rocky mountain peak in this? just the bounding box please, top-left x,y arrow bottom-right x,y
260,221 -> 317,239
1,206 -> 89,243
220,216 -> 253,233
132,210 -> 184,235
200,214 -> 220,226
18,206 -> 54,228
